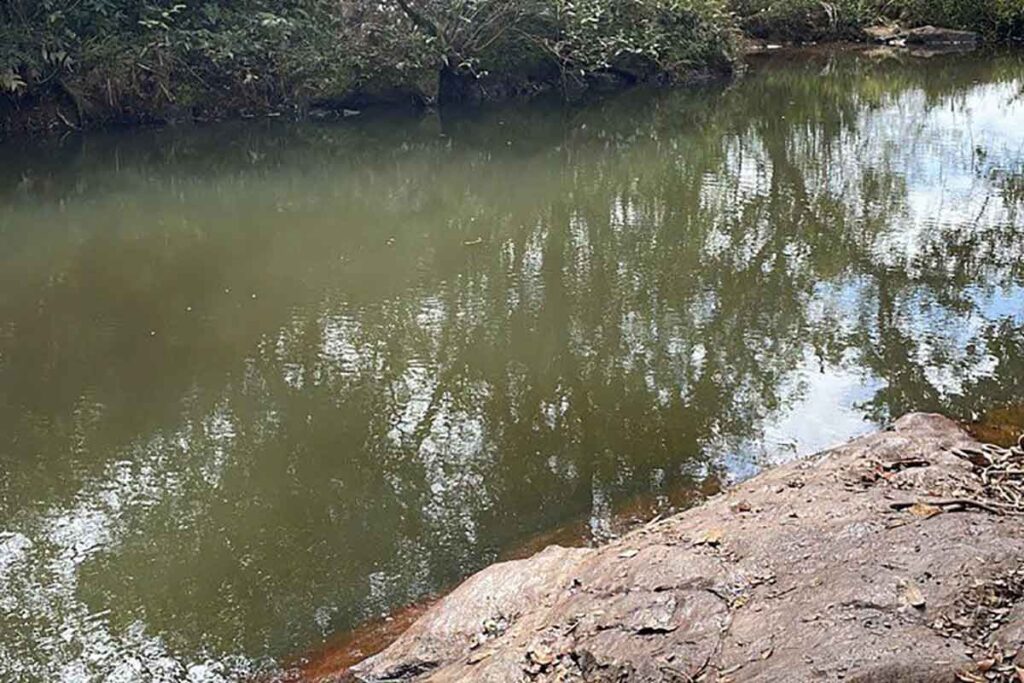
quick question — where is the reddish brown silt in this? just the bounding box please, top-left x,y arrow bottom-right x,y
967,404 -> 1024,448
277,599 -> 437,682
276,471 -> 721,681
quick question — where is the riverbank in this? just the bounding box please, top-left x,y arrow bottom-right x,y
2,1 -> 1022,139
338,414 -> 1024,682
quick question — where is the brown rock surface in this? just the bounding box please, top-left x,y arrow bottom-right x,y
350,414 -> 1024,682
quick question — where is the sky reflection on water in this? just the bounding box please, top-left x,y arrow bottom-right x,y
1,49 -> 1023,681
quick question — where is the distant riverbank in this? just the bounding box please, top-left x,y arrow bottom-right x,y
2,0 -> 1021,139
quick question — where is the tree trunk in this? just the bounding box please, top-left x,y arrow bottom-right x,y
437,65 -> 481,109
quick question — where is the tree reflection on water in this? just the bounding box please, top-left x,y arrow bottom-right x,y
0,49 -> 1022,681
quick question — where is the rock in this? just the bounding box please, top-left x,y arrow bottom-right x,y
308,87 -> 427,118
861,24 -> 980,53
350,415 -> 1024,682
863,25 -> 904,43
992,602 -> 1024,656
351,545 -> 594,681
904,25 -> 980,46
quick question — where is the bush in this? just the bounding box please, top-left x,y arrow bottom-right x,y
543,0 -> 738,79
1,0 -> 738,132
894,0 -> 1024,38
2,0 -> 1019,136
731,0 -> 880,40
0,1 -> 361,124
731,0 -> 1024,41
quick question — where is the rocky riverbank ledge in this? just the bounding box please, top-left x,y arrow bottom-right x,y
349,414 -> 1024,682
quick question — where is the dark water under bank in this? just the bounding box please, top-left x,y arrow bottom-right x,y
2,49 -> 1024,681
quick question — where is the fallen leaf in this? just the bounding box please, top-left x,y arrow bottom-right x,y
909,502 -> 943,519
760,647 -> 774,660
693,527 -> 725,546
902,579 -> 927,609
618,549 -> 639,559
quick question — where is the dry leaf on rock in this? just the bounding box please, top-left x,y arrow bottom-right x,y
909,502 -> 943,519
901,579 -> 927,608
693,527 -> 725,546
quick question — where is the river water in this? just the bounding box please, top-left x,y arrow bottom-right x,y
1,49 -> 1023,681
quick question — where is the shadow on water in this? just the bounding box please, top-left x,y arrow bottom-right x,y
1,48 -> 1024,681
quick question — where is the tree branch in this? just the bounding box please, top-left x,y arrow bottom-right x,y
393,0 -> 441,40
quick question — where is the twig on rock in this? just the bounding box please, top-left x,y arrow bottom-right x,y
890,498 -> 1016,516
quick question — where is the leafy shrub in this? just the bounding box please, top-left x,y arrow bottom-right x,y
2,0 -> 1019,135
0,1 -> 360,119
893,0 -> 1024,38
731,0 -> 1024,40
542,0 -> 737,79
386,0 -> 738,90
731,0 -> 880,40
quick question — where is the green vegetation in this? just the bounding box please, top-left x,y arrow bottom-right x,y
0,0 -> 737,134
733,0 -> 1024,41
0,2 -> 357,125
897,0 -> 1024,39
1,0 -> 1022,136
732,0 -> 877,40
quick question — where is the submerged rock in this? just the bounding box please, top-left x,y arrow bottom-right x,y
350,415 -> 1024,682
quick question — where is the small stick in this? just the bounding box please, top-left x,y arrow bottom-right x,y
882,458 -> 931,472
890,498 -> 1015,516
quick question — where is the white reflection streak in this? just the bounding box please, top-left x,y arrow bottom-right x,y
0,404 -> 253,682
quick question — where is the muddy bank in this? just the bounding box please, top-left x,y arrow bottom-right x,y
344,414 -> 1024,682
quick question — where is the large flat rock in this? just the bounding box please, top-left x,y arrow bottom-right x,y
350,414 -> 1024,682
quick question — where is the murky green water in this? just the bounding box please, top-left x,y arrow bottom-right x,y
2,49 -> 1024,681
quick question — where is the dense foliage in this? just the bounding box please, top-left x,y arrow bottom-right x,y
897,0 -> 1024,39
733,0 -> 1024,40
0,1 -> 357,119
731,0 -> 878,40
0,0 -> 737,131
543,0 -> 736,80
1,0 -> 1022,134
